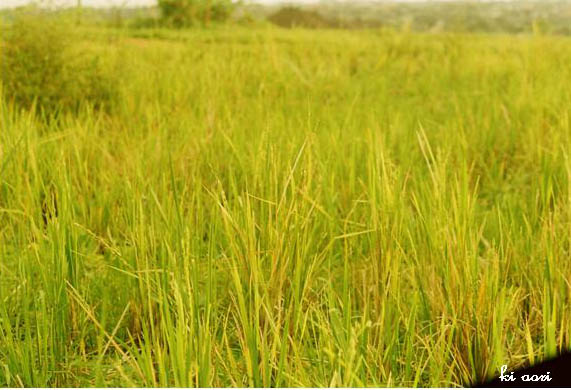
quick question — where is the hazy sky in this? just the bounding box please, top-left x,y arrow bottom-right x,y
0,0 -> 476,10
3,0 -> 321,8
2,0 -> 152,7
0,0 -> 523,9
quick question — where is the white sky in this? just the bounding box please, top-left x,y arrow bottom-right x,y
0,0 -> 355,9
1,0 -> 153,7
2,0 -> 313,8
0,0 -> 457,10
0,0 -> 521,9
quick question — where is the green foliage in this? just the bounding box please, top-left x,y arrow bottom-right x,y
0,12 -> 117,116
158,0 -> 234,27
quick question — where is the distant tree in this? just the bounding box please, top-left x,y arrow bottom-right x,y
158,0 -> 235,27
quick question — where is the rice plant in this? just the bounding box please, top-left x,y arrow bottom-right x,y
0,19 -> 570,387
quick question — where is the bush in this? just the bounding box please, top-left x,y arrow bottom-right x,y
158,0 -> 235,27
0,11 -> 116,116
267,6 -> 340,29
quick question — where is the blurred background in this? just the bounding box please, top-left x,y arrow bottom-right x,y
1,0 -> 570,35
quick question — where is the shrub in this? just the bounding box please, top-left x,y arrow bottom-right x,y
0,11 -> 116,116
267,6 -> 340,29
158,0 -> 235,27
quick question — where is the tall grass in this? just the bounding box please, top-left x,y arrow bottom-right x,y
1,25 -> 570,387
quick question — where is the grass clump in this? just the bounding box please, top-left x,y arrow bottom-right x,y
0,11 -> 116,116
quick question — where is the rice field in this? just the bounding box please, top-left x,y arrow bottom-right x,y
1,23 -> 571,387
